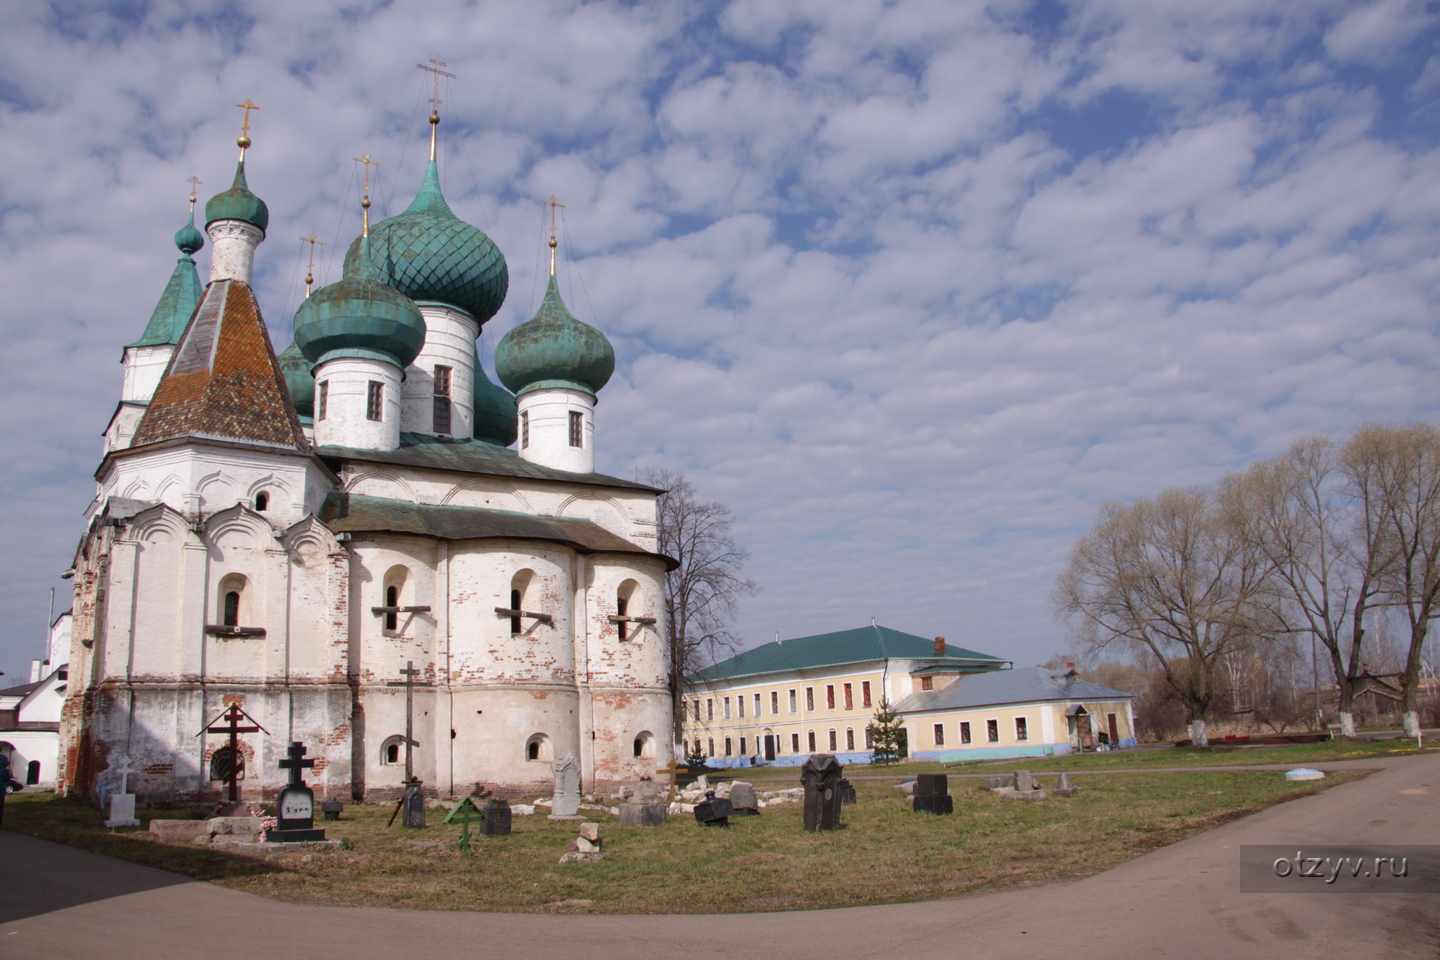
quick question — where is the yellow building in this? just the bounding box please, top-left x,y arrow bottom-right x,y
680,624 -> 1011,768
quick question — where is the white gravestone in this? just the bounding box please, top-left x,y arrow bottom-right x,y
104,756 -> 141,828
550,753 -> 582,818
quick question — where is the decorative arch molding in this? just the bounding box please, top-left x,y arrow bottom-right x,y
282,515 -> 339,562
126,503 -> 191,545
344,468 -> 416,503
245,473 -> 293,513
440,477 -> 532,513
203,503 -> 280,551
196,470 -> 237,510
153,474 -> 184,504
119,477 -> 152,500
556,494 -> 628,537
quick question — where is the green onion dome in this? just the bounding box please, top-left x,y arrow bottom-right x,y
472,350 -> 518,446
494,275 -> 614,396
173,211 -> 205,256
293,237 -> 426,370
343,161 -> 507,324
127,210 -> 204,348
277,340 -> 314,418
204,160 -> 269,233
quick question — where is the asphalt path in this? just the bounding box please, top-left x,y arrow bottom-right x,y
1,753 -> 1436,960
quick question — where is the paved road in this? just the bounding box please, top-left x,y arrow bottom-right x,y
2,754 -> 1436,960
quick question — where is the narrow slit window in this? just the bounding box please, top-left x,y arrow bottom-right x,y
222,591 -> 240,627
385,586 -> 399,631
254,492 -> 268,512
568,410 -> 583,448
510,589 -> 522,634
432,365 -> 452,434
317,381 -> 328,420
521,410 -> 529,448
616,592 -> 628,641
366,381 -> 384,421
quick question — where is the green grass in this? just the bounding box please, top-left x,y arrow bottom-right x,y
934,736 -> 1440,773
6,768 -> 1367,914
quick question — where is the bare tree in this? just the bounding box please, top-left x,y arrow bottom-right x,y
635,468 -> 758,731
1225,436 -> 1392,736
1349,423 -> 1440,738
1053,487 -> 1280,746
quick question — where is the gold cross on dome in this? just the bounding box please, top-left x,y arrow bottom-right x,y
299,234 -> 326,298
417,55 -> 456,109
542,195 -> 566,275
235,100 -> 260,135
351,153 -> 382,192
186,175 -> 202,210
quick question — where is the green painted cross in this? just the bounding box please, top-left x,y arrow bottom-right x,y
443,796 -> 485,853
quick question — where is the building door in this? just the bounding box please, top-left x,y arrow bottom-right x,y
26,760 -> 40,785
1107,713 -> 1120,745
763,735 -> 775,761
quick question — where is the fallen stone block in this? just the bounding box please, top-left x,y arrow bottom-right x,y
149,819 -> 212,843
893,780 -> 916,794
618,802 -> 667,826
998,788 -> 1048,801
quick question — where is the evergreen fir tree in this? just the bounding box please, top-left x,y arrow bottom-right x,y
867,696 -> 907,764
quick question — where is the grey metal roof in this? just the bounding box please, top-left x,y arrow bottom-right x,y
315,432 -> 659,492
894,666 -> 1136,714
319,493 -> 677,569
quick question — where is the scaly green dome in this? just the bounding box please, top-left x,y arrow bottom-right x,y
494,275 -> 614,396
128,210 -> 204,348
204,160 -> 269,233
343,160 -> 507,324
473,350 -> 517,446
278,340 -> 314,418
293,236 -> 426,369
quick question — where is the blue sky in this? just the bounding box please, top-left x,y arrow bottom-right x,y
1,0 -> 1438,683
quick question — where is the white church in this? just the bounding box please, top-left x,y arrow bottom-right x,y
55,106 -> 674,803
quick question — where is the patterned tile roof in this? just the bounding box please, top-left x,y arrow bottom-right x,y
131,280 -> 309,450
688,624 -> 1008,683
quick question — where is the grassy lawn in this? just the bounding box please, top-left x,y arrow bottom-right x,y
6,768 -> 1367,914
934,737 -> 1440,774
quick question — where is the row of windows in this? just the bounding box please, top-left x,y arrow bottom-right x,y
682,726 -> 873,759
519,411 -> 587,449
378,731 -> 656,766
686,681 -> 873,723
316,366 -> 455,431
930,717 -> 1024,747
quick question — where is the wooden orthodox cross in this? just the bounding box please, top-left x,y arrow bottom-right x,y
196,704 -> 268,802
443,796 -> 485,854
385,662 -> 434,782
656,761 -> 689,803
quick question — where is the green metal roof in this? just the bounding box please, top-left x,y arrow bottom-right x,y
277,340 -> 313,417
494,275 -> 614,396
344,160 -> 508,324
294,235 -> 427,369
473,349 -> 518,446
204,160 -> 269,232
687,624 -> 1009,683
128,253 -> 202,348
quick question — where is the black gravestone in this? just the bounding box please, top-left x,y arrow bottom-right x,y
401,779 -> 426,829
321,798 -> 344,821
837,778 -> 857,805
912,772 -> 953,814
481,798 -> 512,836
266,741 -> 327,842
693,790 -> 732,827
801,754 -> 843,831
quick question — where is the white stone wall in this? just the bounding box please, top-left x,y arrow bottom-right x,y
402,303 -> 478,440
517,387 -> 596,474
206,220 -> 263,284
312,358 -> 403,451
121,344 -> 175,405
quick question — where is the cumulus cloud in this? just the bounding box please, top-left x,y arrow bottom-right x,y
0,0 -> 1437,681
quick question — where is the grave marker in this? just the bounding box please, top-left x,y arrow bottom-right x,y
550,753 -> 582,818
265,741 -> 326,842
444,796 -> 485,853
196,703 -> 267,803
104,756 -> 140,828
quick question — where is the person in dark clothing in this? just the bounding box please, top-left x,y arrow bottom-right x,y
0,754 -> 23,829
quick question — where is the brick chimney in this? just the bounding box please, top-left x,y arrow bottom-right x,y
934,636 -> 945,655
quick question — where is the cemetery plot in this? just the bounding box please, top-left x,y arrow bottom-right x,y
3,769 -> 1368,914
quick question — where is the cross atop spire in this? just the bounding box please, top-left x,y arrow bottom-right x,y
542,195 -> 566,276
299,233 -> 326,298
234,100 -> 260,160
186,175 -> 202,213
352,153 -> 383,236
417,55 -> 456,162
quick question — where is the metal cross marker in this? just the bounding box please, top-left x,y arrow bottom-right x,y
186,176 -> 201,213
417,55 -> 457,161
196,703 -> 269,802
351,154 -> 383,235
234,100 -> 260,160
278,740 -> 315,787
385,661 -> 435,782
443,796 -> 485,853
298,234 -> 326,297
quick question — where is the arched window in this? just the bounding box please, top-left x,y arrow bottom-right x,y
846,728 -> 855,751
616,579 -> 639,641
510,570 -> 534,635
633,730 -> 655,759
25,760 -> 40,785
681,738 -> 689,758
828,729 -> 838,751
382,566 -> 409,634
525,733 -> 552,762
217,573 -> 248,628
209,746 -> 244,782
380,736 -> 405,766
254,491 -> 269,512
724,737 -> 733,757
707,737 -> 714,757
